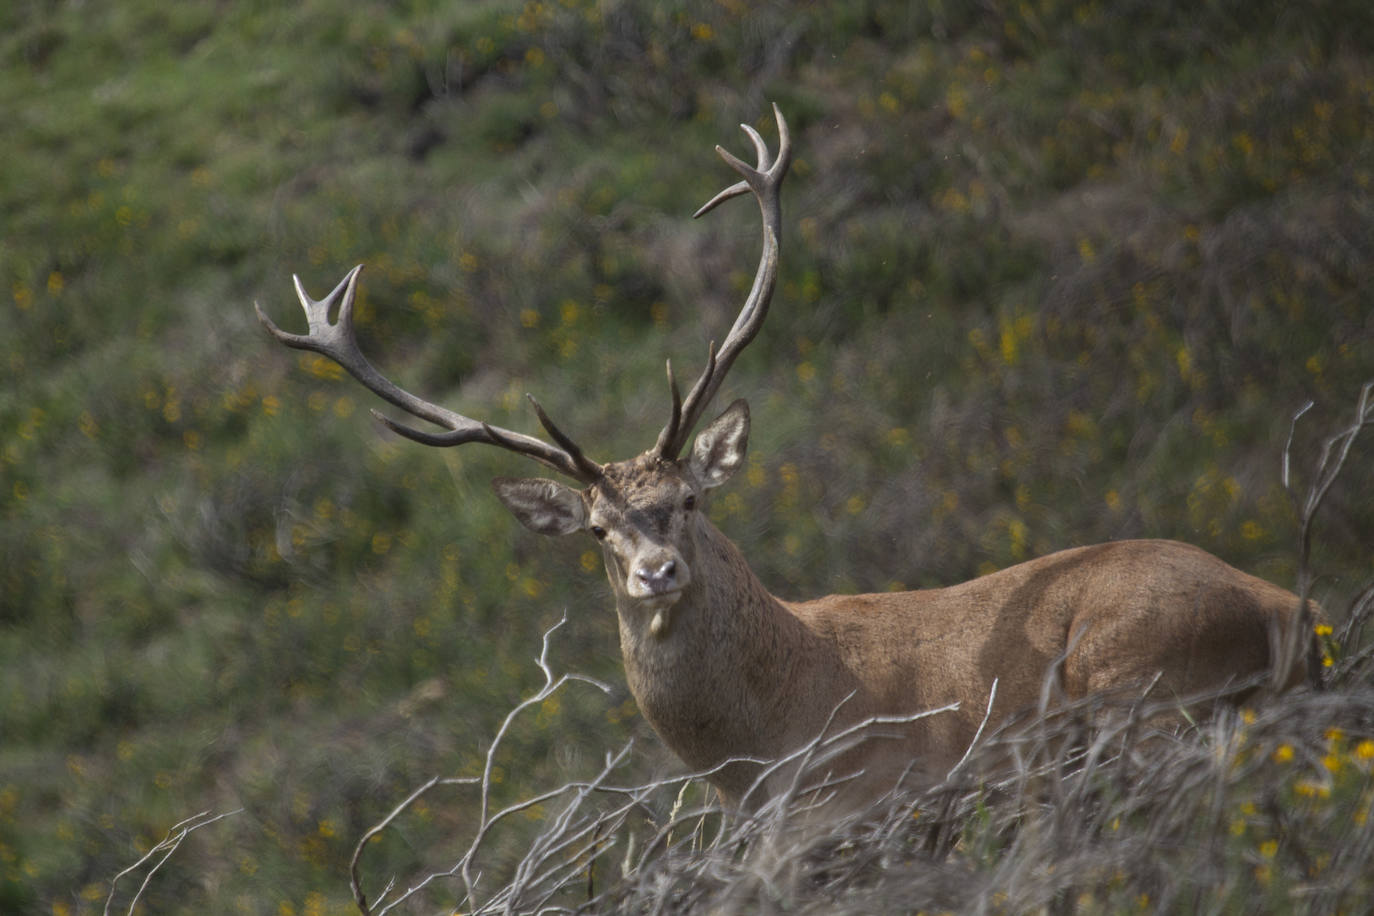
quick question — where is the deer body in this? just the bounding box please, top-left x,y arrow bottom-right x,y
527,436 -> 1306,808
689,540 -> 1301,806
258,106 -> 1313,812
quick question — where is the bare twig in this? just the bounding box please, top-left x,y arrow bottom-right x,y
346,612 -> 616,916
104,808 -> 242,916
947,677 -> 999,780
1288,382 -> 1374,592
350,774 -> 479,915
1281,399 -> 1315,491
1285,381 -> 1374,688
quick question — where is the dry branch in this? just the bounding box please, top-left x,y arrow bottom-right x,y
103,808 -> 242,916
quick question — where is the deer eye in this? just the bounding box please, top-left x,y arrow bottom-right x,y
683,494 -> 696,511
589,525 -> 607,540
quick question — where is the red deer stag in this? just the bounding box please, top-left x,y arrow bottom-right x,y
257,106 -> 1314,810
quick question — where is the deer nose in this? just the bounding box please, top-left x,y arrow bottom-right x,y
635,559 -> 678,593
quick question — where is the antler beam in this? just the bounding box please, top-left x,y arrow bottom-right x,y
654,103 -> 792,460
254,265 -> 603,483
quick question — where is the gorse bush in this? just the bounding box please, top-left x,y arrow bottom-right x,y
3,0 -> 1373,913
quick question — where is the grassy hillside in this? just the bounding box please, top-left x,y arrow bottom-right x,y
3,0 -> 1372,912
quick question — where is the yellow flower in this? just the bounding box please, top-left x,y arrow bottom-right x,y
1294,779 -> 1331,799
1272,744 -> 1294,764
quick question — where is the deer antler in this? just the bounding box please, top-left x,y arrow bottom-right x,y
654,103 -> 792,460
254,265 -> 603,483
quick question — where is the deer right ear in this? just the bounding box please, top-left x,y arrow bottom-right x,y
689,399 -> 750,490
491,477 -> 586,536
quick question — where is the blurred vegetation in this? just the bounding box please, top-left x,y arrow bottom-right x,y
2,0 -> 1372,912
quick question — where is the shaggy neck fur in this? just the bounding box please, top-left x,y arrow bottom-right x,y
611,517 -> 836,801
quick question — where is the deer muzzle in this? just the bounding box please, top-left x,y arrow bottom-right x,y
620,547 -> 691,639
630,557 -> 687,599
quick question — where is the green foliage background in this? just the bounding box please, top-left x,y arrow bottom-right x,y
2,0 -> 1372,912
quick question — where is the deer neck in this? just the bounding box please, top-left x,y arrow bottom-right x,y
612,519 -> 819,776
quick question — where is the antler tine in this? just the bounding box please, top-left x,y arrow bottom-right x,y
657,104 -> 791,460
524,393 -> 604,481
652,358 -> 687,457
256,265 -> 602,483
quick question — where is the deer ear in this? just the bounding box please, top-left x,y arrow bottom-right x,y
689,399 -> 750,489
492,477 -> 586,536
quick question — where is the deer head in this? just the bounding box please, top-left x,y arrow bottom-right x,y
256,107 -> 790,640
492,398 -> 750,637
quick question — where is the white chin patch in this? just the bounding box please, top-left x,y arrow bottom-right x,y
649,606 -> 672,639
628,591 -> 682,638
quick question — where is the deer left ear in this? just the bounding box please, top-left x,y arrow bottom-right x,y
689,399 -> 750,489
492,477 -> 587,536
